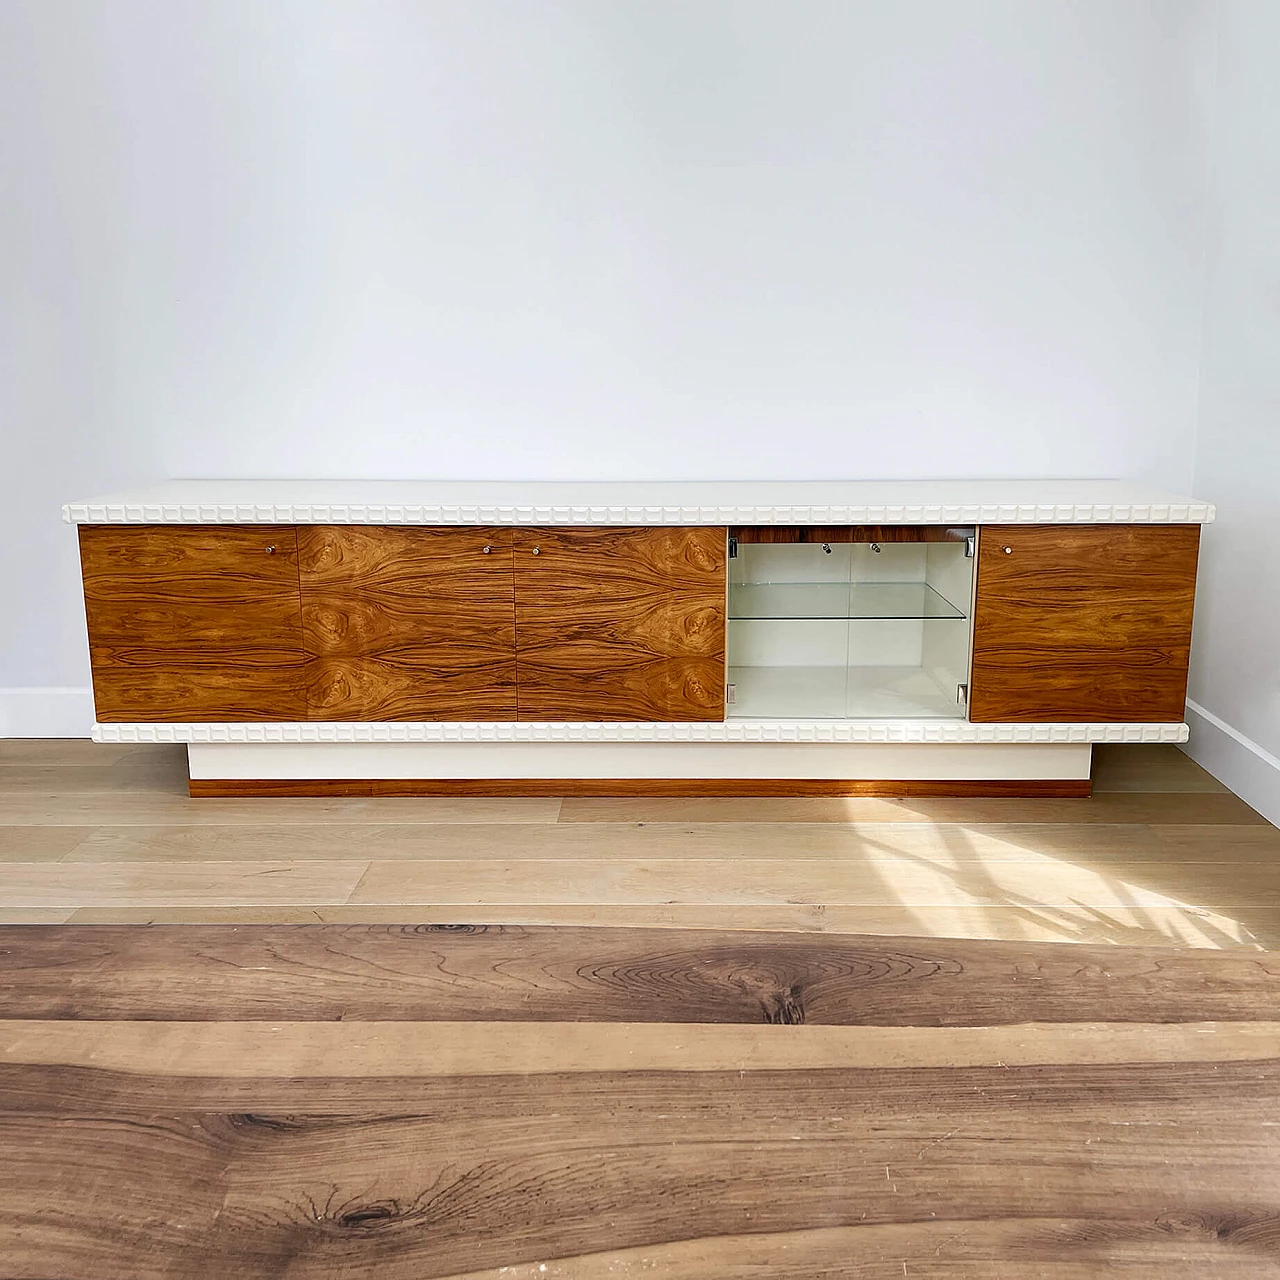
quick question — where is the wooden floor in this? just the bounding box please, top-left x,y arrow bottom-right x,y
2,922 -> 1280,1277
0,739 -> 1276,947
2,742 -> 1280,1274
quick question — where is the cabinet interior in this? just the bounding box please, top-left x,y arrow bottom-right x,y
727,531 -> 975,720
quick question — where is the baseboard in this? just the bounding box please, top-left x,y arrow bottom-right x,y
189,777 -> 1093,798
0,687 -> 95,738
1184,700 -> 1280,826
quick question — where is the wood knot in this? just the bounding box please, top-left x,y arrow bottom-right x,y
337,1202 -> 401,1229
1156,1212 -> 1209,1236
762,985 -> 806,1025
229,1113 -> 305,1132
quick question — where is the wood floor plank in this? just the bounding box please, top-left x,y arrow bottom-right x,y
1,1105 -> 226,1279
52,819 -> 1164,864
0,794 -> 565,826
2,1040 -> 1278,1279
343,855 -> 1280,911
0,861 -> 370,908
556,791 -> 1268,825
4,924 -> 1278,1024
0,760 -> 190,795
61,902 -> 1271,947
436,1225 -> 1272,1280
54,819 -> 1246,863
48,818 -> 1280,865
36,831 -> 1280,951
0,739 -> 150,766
0,826 -> 97,860
1147,823 -> 1280,856
13,790 -> 1261,829
4,1018 -> 1280,1074
7,1052 -> 1277,1118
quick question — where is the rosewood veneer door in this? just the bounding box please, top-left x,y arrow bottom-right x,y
969,524 -> 1201,722
298,526 -> 517,720
513,527 -> 726,722
78,525 -> 306,721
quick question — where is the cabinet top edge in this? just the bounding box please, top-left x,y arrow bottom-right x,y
62,480 -> 1215,526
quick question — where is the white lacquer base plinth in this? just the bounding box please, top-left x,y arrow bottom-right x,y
186,741 -> 1093,783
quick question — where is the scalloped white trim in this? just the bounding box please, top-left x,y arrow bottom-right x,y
64,500 -> 1214,525
93,720 -> 1190,745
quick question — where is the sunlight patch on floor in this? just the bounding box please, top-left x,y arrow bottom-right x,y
845,823 -> 1265,950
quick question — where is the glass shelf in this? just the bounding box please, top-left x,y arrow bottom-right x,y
728,581 -> 966,621
728,665 -> 965,720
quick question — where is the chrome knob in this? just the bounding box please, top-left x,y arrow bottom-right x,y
1002,546 -> 1013,555
264,545 -> 277,555
482,545 -> 492,554
532,546 -> 541,555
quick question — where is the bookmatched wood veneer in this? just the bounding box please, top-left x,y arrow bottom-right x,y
78,519 -> 1204,731
969,523 -> 1200,722
513,526 -> 727,721
297,526 -> 517,720
79,524 -> 731,725
79,525 -> 306,721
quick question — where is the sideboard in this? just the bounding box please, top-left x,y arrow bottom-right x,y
63,480 -> 1212,797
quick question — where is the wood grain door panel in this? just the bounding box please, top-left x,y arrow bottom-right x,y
514,527 -> 726,722
298,526 -> 516,721
79,526 -> 306,722
969,524 -> 1200,723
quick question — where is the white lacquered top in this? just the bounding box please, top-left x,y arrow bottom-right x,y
62,479 -> 1214,526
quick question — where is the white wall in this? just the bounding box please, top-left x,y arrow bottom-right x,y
0,1 -> 1215,727
1182,0 -> 1280,824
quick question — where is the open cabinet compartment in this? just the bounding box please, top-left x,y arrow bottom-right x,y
726,526 -> 975,720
